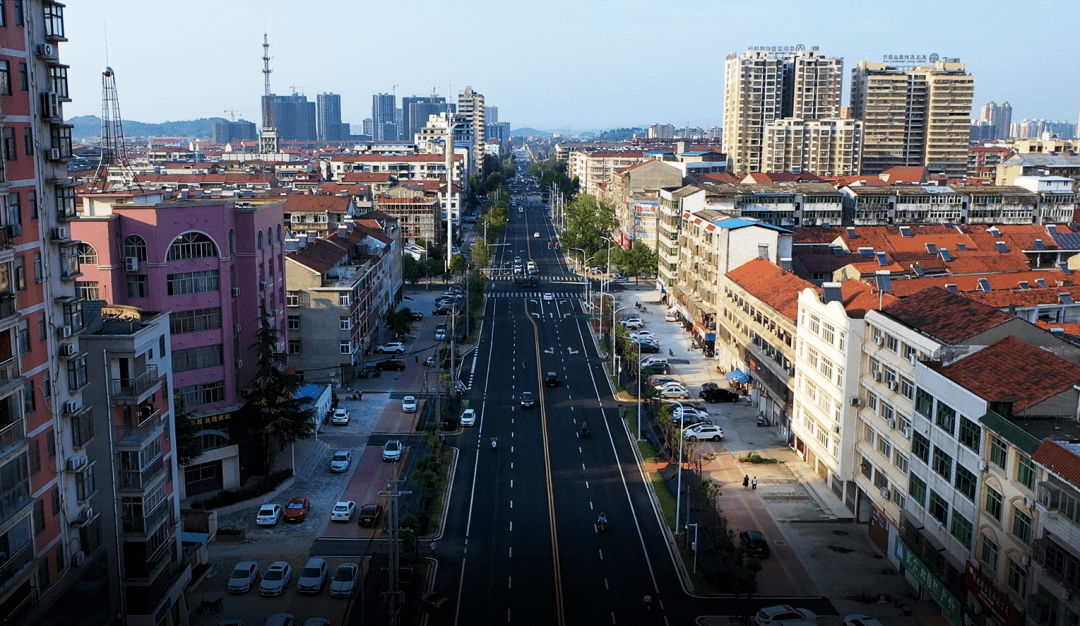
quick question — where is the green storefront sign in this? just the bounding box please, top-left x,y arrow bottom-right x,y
895,537 -> 962,624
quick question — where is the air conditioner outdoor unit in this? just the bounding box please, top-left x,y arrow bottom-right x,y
875,336 -> 884,345
235,359 -> 243,369
124,257 -> 139,272
900,424 -> 911,437
887,418 -> 896,429
241,386 -> 252,398
36,43 -> 54,58
908,353 -> 917,365
41,91 -> 59,118
63,400 -> 79,414
61,343 -> 76,356
53,226 -> 68,240
880,487 -> 891,500
979,460 -> 988,471
60,326 -> 72,338
888,381 -> 898,391
71,551 -> 85,567
873,372 -> 883,382
259,281 -> 269,291
78,507 -> 93,524
67,455 -> 87,471
231,287 -> 241,297
834,424 -> 841,433
1023,497 -> 1032,509
48,148 -> 60,161
233,324 -> 242,334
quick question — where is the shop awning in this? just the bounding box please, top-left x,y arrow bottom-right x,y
725,369 -> 749,384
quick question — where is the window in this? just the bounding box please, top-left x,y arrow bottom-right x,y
915,387 -> 933,417
339,317 -> 350,331
955,465 -> 977,501
287,315 -> 300,331
123,235 -> 147,262
75,243 -> 98,266
166,231 -> 219,261
758,244 -> 769,258
43,2 -> 64,39
1,127 -> 13,162
0,61 -> 10,96
1007,558 -> 1027,596
27,190 -> 35,219
75,281 -> 98,300
867,393 -> 878,412
821,322 -> 835,344
50,486 -> 59,515
1017,456 -> 1036,491
22,380 -> 33,414
22,127 -> 30,156
75,465 -> 95,501
909,473 -> 927,507
172,345 -> 223,372
959,416 -> 980,453
166,270 -> 219,295
338,293 -> 350,306
287,291 -> 300,307
894,451 -> 908,474
1012,506 -> 1032,544
288,338 -> 301,354
880,402 -> 895,423
877,436 -> 892,459
49,124 -> 71,158
47,65 -> 67,99
339,341 -> 351,355
178,381 -> 225,408
980,534 -> 999,570
986,486 -> 1003,522
951,513 -> 973,549
900,376 -> 914,400
257,232 -> 264,250
935,400 -> 956,435
932,447 -> 953,480
989,435 -> 1008,469
37,314 -> 44,343
12,1 -> 20,27
886,334 -> 899,353
169,308 -> 222,335
864,425 -> 876,446
67,355 -> 87,390
912,431 -> 930,463
28,438 -> 39,475
929,490 -> 949,525
126,274 -> 148,298
17,319 -> 27,354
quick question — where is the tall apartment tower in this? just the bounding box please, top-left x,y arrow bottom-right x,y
457,86 -> 486,173
850,59 -> 974,177
998,101 -> 1012,140
372,93 -> 397,141
317,93 -> 343,141
723,46 -> 843,175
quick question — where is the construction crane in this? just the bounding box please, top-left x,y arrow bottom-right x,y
224,109 -> 241,121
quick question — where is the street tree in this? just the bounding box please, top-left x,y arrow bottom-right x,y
471,238 -> 490,269
403,255 -> 424,285
622,241 -> 659,281
172,390 -> 203,467
448,254 -> 466,275
561,194 -> 615,255
239,302 -> 316,474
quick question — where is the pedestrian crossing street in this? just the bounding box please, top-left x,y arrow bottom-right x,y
487,274 -> 586,283
486,291 -> 583,299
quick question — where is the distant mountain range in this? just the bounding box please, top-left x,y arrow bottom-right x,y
70,115 -> 234,141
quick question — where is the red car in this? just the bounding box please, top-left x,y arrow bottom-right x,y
358,503 -> 383,528
283,496 -> 311,522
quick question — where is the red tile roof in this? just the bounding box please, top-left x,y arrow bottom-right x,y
967,285 -> 1080,309
283,195 -> 351,213
340,172 -> 394,184
880,286 -> 1015,344
286,237 -> 349,274
886,271 -> 1072,297
840,279 -> 899,318
1033,439 -> 1080,489
878,166 -> 928,184
694,172 -> 741,184
726,258 -> 818,320
940,336 -> 1080,412
793,226 -> 843,245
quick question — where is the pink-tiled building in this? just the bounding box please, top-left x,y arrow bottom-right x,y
72,191 -> 287,498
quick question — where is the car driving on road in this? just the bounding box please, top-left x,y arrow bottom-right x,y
375,342 -> 405,354
331,408 -> 350,425
329,450 -> 351,473
402,396 -> 417,412
520,391 -> 536,408
700,382 -> 740,403
330,501 -> 355,522
382,440 -> 402,462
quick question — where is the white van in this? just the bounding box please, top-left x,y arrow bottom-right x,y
665,311 -> 679,322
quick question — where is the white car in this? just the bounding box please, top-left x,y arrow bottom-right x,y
329,450 -> 351,473
402,396 -> 417,412
329,563 -> 360,598
621,317 -> 643,329
460,409 -> 476,426
658,383 -> 690,399
629,331 -> 656,340
382,439 -> 402,462
258,560 -> 293,597
844,616 -> 884,626
755,605 -> 817,626
684,423 -> 725,441
296,557 -> 328,594
331,408 -> 349,425
375,342 -> 405,354
650,376 -> 679,388
255,503 -> 283,526
543,293 -> 554,302
227,560 -> 259,593
330,501 -> 356,522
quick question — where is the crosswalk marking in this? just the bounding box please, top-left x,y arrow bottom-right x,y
487,274 -> 586,283
486,291 -> 582,298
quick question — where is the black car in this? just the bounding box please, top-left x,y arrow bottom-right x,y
641,361 -> 671,376
355,365 -> 381,379
433,305 -> 452,315
520,391 -> 536,408
739,530 -> 770,559
638,342 -> 661,353
409,311 -> 424,321
544,372 -> 559,387
699,382 -> 740,403
376,359 -> 407,371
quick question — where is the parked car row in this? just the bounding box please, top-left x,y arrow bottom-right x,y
226,557 -> 362,599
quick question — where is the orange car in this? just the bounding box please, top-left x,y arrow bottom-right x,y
283,496 -> 310,522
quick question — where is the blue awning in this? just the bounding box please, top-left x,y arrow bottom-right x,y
725,369 -> 749,384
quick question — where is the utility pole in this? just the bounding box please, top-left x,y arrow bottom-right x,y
379,477 -> 412,626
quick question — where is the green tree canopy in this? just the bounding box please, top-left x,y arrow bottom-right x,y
561,194 -> 615,256
622,241 -> 659,280
448,254 -> 466,275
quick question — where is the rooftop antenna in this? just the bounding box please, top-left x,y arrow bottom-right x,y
431,84 -> 438,102
259,32 -> 279,153
94,25 -> 139,191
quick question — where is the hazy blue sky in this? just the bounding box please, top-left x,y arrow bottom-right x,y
65,0 -> 1079,132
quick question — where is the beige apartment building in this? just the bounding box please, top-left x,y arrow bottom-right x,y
850,59 -> 974,177
567,150 -> 646,194
763,118 -> 863,176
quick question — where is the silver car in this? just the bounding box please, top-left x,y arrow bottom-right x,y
328,562 -> 360,598
226,560 -> 259,593
258,560 -> 293,597
329,450 -> 351,473
296,557 -> 327,594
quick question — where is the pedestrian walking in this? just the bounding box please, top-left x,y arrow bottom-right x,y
415,355 -> 419,363
429,540 -> 437,557
752,476 -> 758,491
742,475 -> 750,490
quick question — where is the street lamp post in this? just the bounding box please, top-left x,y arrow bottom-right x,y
635,341 -> 648,442
599,293 -> 615,356
612,306 -> 627,373
675,421 -> 686,532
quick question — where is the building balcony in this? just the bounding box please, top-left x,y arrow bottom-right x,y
0,356 -> 21,398
0,293 -> 16,326
0,542 -> 34,598
110,366 -> 161,404
121,496 -> 170,537
114,408 -> 166,449
118,454 -> 166,493
123,537 -> 176,583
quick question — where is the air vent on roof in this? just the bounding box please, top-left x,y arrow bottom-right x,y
822,282 -> 843,304
978,278 -> 992,292
1060,292 -> 1075,305
1018,281 -> 1031,290
989,226 -> 1001,237
1036,278 -> 1049,288
912,263 -> 925,277
831,246 -> 845,257
995,241 -> 1008,253
847,227 -> 857,239
780,258 -> 793,272
1050,327 -> 1065,334
874,252 -> 888,267
899,226 -> 912,238
945,283 -> 959,294
859,247 -> 874,258
875,271 -> 893,293
956,243 -> 967,251
1034,239 -> 1046,250
1047,225 -> 1059,237
939,249 -> 952,262
1059,262 -> 1073,275
925,243 -> 938,254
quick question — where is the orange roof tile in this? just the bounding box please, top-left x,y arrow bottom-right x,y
880,286 -> 1015,344
726,258 -> 818,320
940,336 -> 1080,412
840,279 -> 899,318
1033,440 -> 1080,489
